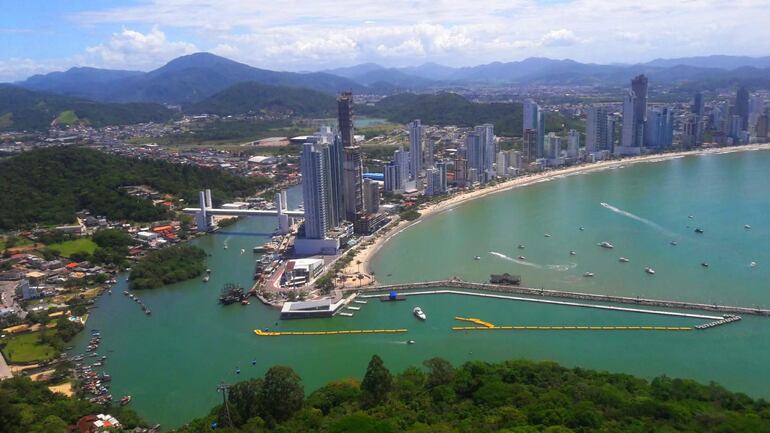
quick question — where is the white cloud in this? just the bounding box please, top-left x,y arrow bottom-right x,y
0,58 -> 63,82
81,26 -> 198,70
4,0 -> 770,79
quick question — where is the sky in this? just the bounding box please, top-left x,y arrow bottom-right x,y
1,0 -> 769,82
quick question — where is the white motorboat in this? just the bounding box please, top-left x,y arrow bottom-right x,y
597,241 -> 614,249
517,256 -> 526,260
474,256 -> 481,260
750,261 -> 757,268
645,267 -> 656,275
619,257 -> 630,263
413,307 -> 427,320
203,275 -> 209,282
544,233 -> 552,238
744,224 -> 752,230
570,251 -> 577,256
583,272 -> 595,277
670,241 -> 678,246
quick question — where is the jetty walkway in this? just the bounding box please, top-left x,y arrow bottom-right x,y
359,280 -> 770,317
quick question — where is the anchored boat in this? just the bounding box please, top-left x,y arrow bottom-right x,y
413,307 -> 427,320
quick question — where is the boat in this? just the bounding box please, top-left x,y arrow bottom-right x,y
619,257 -> 630,263
579,227 -> 585,231
569,251 -> 577,256
123,291 -> 128,296
119,395 -> 131,406
744,224 -> 752,229
219,283 -> 247,305
413,307 -> 427,320
223,241 -> 228,250
108,290 -> 112,295
206,269 -> 212,274
517,256 -> 526,260
474,256 -> 481,260
145,309 -> 151,315
583,272 -> 595,277
597,241 -> 614,249
407,340 -> 416,345
694,228 -> 704,234
701,262 -> 709,268
202,275 -> 209,283
544,233 -> 552,238
750,261 -> 757,268
241,299 -> 250,305
517,244 -> 525,249
688,215 -> 694,219
645,267 -> 656,275
670,241 -> 678,246
240,248 -> 245,254
235,368 -> 241,374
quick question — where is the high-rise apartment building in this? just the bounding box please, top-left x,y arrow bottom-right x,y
408,120 -> 424,180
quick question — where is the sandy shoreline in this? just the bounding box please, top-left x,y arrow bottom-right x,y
340,143 -> 770,283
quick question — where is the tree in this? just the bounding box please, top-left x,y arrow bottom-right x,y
227,379 -> 264,426
424,357 -> 454,388
260,366 -> 303,422
361,355 -> 392,407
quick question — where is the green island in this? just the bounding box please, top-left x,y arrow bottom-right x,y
128,245 -> 207,290
184,356 -> 770,433
0,146 -> 271,230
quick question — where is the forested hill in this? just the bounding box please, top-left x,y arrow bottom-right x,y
359,92 -> 578,136
173,357 -> 770,433
183,81 -> 337,117
0,147 -> 270,229
0,84 -> 174,132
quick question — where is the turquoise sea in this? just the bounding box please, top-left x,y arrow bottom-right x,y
71,150 -> 770,428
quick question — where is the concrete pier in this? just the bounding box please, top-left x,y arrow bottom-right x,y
358,280 -> 770,317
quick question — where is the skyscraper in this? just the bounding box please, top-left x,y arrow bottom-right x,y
523,99 -> 545,158
692,92 -> 704,116
523,128 -> 537,163
337,92 -> 364,222
736,87 -> 750,131
342,146 -> 364,221
408,120 -> 424,180
394,146 -> 410,186
619,75 -> 648,154
631,74 -> 648,128
327,135 -> 345,228
645,107 -> 673,149
337,92 -> 354,147
496,151 -> 508,177
465,132 -> 483,183
383,161 -> 402,193
300,142 -> 330,240
586,107 -> 609,153
567,129 -> 580,159
475,123 -> 495,182
544,132 -> 560,160
363,178 -> 380,214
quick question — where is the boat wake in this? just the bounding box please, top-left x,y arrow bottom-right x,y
599,202 -> 676,237
488,252 -> 575,272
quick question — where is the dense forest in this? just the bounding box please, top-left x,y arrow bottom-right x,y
0,84 -> 174,131
184,82 -> 337,117
0,147 -> 271,229
359,92 -> 581,136
129,244 -> 207,290
0,377 -> 145,433
172,357 -> 770,433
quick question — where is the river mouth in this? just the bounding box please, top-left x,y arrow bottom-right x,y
73,151 -> 770,428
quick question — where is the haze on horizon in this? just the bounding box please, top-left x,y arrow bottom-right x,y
2,0 -> 769,82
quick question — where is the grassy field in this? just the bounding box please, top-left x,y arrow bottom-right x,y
48,238 -> 97,257
1,331 -> 59,363
56,110 -> 79,125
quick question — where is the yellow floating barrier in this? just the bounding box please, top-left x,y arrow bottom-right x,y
254,328 -> 408,337
455,317 -> 496,328
451,325 -> 692,331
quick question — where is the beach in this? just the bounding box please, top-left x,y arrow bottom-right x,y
342,142 -> 770,282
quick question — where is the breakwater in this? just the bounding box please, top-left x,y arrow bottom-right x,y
358,280 -> 770,317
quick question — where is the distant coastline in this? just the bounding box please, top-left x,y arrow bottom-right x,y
344,142 -> 770,282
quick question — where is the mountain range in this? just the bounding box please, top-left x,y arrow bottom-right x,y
12,53 -> 770,107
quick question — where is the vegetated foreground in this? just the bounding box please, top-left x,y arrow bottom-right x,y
172,357 -> 770,433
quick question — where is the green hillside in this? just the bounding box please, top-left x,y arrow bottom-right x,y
360,92 -> 580,136
184,81 -> 337,116
0,84 -> 174,131
0,147 -> 271,229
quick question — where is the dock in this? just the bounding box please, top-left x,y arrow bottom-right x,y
254,328 -> 407,336
353,300 -> 368,304
359,280 -> 770,317
338,312 -> 354,317
346,306 -> 361,311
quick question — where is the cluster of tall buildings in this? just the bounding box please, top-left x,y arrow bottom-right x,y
297,92 -> 386,255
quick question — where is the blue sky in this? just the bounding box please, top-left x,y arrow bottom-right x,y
2,0 -> 769,82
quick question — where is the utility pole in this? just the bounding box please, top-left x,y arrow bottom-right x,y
216,382 -> 233,428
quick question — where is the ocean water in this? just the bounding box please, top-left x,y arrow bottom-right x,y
72,151 -> 770,428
